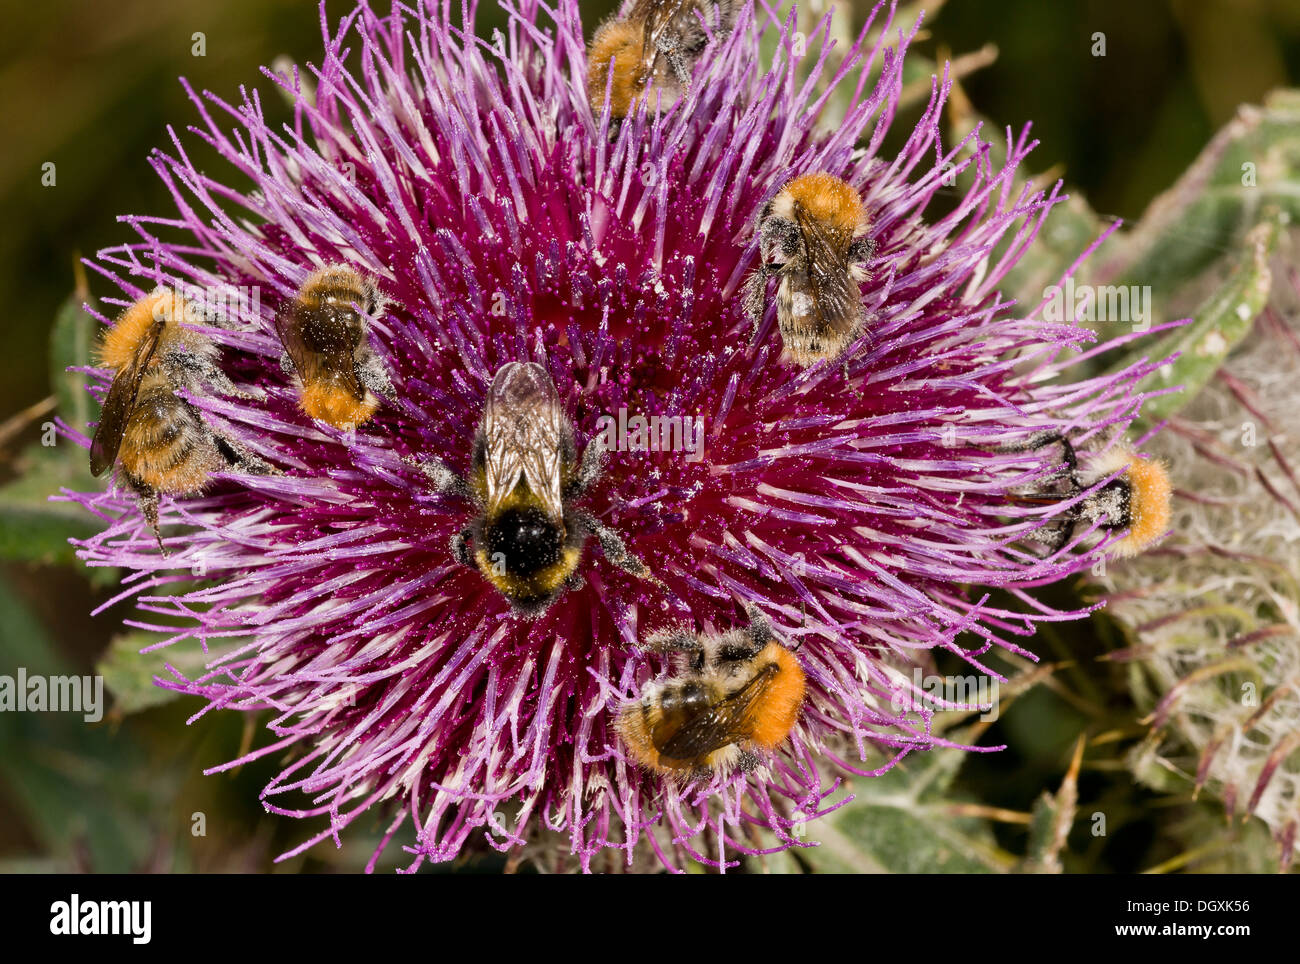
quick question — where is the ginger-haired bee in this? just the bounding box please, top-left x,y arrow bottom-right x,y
587,0 -> 737,123
275,264 -> 392,430
745,172 -> 877,369
411,361 -> 655,615
89,288 -> 273,552
617,606 -> 806,780
1002,432 -> 1172,557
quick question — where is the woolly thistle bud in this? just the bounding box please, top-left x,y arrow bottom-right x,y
1106,238 -> 1300,868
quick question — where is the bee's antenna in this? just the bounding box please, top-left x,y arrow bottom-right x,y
787,600 -> 807,652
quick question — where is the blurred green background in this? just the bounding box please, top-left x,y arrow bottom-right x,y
1,0 -> 1298,872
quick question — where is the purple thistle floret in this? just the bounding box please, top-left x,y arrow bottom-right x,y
59,0 -> 1172,872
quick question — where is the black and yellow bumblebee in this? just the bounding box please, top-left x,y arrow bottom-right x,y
411,361 -> 656,614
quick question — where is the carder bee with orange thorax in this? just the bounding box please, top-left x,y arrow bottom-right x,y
587,0 -> 738,126
89,288 -> 274,552
745,171 -> 877,371
617,606 -> 806,781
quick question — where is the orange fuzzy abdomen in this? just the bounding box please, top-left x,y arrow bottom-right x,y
747,643 -> 806,749
117,382 -> 218,495
616,703 -> 668,772
300,380 -> 379,430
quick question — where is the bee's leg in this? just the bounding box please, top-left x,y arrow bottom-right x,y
686,764 -> 714,785
790,599 -> 808,651
657,34 -> 692,87
710,0 -> 738,36
569,437 -> 607,498
995,431 -> 1080,487
167,349 -> 261,400
449,527 -> 474,568
644,626 -> 701,653
359,278 -> 384,318
577,511 -> 657,584
846,236 -> 878,267
356,354 -> 394,400
842,354 -> 869,401
128,480 -> 167,556
743,268 -> 770,338
839,308 -> 873,398
1043,514 -> 1077,555
645,626 -> 704,672
743,604 -> 775,645
994,429 -> 1076,459
405,455 -> 473,501
278,351 -> 295,376
715,605 -> 772,662
1021,497 -> 1080,554
212,435 -> 277,476
748,216 -> 798,340
736,749 -> 762,773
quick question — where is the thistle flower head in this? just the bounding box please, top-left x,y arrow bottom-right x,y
61,0 -> 1168,871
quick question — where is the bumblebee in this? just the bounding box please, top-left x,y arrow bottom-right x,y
744,172 -> 877,369
411,361 -> 655,615
89,288 -> 272,552
275,264 -> 392,430
617,606 -> 806,780
587,0 -> 737,123
1073,442 -> 1172,557
1002,432 -> 1172,557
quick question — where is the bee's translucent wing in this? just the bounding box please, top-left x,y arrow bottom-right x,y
636,0 -> 694,74
654,663 -> 778,761
89,317 -> 166,477
482,362 -> 567,521
792,208 -> 861,336
274,300 -> 366,402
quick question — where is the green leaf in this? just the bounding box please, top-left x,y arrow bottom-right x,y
1120,210 -> 1280,430
0,272 -> 105,568
0,575 -> 156,870
0,503 -> 97,566
798,745 -> 1014,873
1096,89 -> 1300,300
96,630 -> 243,716
1039,89 -> 1300,384
1020,738 -> 1084,873
50,273 -> 96,440
0,442 -> 101,567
